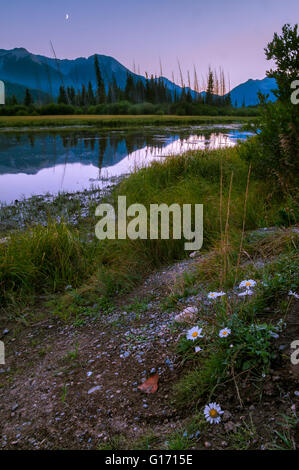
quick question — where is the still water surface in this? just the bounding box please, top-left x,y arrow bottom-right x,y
0,124 -> 254,204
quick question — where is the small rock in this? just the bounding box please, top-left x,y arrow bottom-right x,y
204,441 -> 212,448
87,385 -> 102,395
222,410 -> 232,422
224,421 -> 237,433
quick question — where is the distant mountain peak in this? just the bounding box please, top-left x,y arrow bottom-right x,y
11,47 -> 30,58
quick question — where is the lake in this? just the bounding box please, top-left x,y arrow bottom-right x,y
0,124 -> 254,204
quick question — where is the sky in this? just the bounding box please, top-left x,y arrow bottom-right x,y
1,0 -> 298,88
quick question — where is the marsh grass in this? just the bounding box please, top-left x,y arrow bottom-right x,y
0,145 -> 294,314
0,219 -> 99,306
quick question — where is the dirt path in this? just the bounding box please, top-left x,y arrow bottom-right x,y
0,253 -> 298,450
0,257 -> 201,449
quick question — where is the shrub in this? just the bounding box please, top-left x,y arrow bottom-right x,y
240,24 -> 299,191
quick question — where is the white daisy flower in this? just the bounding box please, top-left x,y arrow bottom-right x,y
186,326 -> 204,341
239,280 -> 256,289
238,289 -> 254,297
208,291 -> 226,299
195,346 -> 202,352
219,328 -> 231,338
204,402 -> 224,424
289,290 -> 299,299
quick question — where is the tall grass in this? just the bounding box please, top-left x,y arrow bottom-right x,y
0,220 -> 97,304
0,145 -> 284,309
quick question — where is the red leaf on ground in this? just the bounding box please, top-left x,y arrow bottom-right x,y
138,373 -> 159,394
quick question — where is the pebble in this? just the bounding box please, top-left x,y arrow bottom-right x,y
87,385 -> 102,395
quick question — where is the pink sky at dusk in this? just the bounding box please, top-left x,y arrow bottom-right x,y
1,0 -> 298,88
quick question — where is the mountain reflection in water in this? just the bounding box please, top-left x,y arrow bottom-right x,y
0,125 -> 254,203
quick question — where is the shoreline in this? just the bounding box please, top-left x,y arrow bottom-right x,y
0,114 -> 256,132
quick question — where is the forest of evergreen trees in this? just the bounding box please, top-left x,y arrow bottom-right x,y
1,57 -> 258,116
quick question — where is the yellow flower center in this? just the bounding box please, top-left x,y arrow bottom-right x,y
211,294 -> 215,297
192,331 -> 198,338
246,282 -> 251,286
209,409 -> 218,418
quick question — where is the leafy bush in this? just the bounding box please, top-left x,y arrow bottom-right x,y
239,24 -> 299,190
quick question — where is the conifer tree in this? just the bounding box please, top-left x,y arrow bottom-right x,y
125,73 -> 135,102
87,81 -> 95,105
107,84 -> 113,104
81,84 -> 87,106
10,95 -> 18,105
24,88 -> 33,106
180,86 -> 186,102
186,89 -> 193,104
206,68 -> 214,105
68,86 -> 76,105
94,55 -> 106,104
58,85 -> 67,104
112,76 -> 120,102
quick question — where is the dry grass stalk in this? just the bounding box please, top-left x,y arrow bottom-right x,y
222,171 -> 234,287
219,156 -> 224,287
235,164 -> 251,283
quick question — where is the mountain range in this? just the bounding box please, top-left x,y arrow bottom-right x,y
0,48 -> 277,107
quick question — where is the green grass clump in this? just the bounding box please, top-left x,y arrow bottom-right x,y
0,219 -> 97,305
